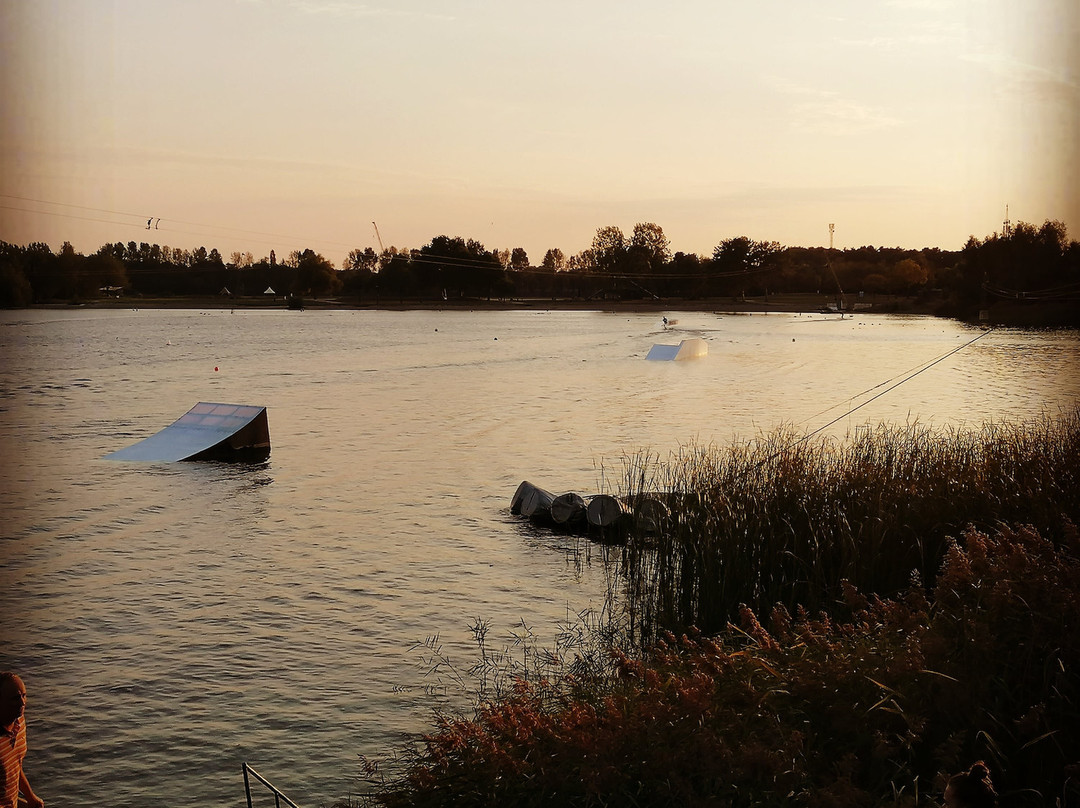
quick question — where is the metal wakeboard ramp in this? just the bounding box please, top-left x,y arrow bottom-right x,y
104,402 -> 271,462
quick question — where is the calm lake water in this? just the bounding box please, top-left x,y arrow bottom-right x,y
1,307 -> 1077,807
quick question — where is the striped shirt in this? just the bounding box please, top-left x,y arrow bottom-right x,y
0,717 -> 26,808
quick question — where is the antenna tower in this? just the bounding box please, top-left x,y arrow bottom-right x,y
1002,205 -> 1012,238
828,223 -> 835,250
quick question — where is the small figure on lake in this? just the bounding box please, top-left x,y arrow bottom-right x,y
944,761 -> 997,808
1,672 -> 44,808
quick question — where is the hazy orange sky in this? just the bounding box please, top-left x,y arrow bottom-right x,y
1,0 -> 1077,266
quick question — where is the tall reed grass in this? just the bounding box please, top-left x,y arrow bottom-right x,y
615,408 -> 1080,645
365,522 -> 1080,807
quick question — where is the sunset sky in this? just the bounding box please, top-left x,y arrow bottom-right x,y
2,0 -> 1077,266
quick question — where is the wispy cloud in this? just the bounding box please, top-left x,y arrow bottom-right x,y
796,95 -> 901,135
962,50 -> 1080,105
833,14 -> 966,53
770,81 -> 902,135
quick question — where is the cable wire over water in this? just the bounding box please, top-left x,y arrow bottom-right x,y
788,326 -> 995,450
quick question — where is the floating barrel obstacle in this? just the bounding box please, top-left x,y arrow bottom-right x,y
511,481 -> 671,544
550,492 -> 588,529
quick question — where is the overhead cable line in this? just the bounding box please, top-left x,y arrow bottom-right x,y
0,194 -> 361,252
0,203 -> 146,231
0,194 -> 156,222
796,334 -> 991,429
788,327 -> 994,451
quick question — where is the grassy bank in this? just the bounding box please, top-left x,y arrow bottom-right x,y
353,412 -> 1080,807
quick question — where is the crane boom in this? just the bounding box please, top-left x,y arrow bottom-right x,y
372,221 -> 385,253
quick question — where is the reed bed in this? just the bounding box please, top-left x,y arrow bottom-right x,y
616,408 -> 1080,645
367,522 -> 1080,806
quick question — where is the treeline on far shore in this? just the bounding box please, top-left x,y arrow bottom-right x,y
2,219 -> 1077,325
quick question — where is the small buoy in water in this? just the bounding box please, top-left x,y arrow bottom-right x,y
214,367 -> 219,372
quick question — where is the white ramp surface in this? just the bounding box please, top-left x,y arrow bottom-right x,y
105,402 -> 270,462
647,338 -> 708,361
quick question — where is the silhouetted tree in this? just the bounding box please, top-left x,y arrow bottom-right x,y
541,248 -> 566,271
0,242 -> 33,306
343,247 -> 378,272
20,242 -> 58,301
666,251 -> 703,297
85,249 -> 128,296
379,252 -> 414,303
510,247 -> 529,270
711,237 -> 783,296
418,235 -> 503,299
629,222 -> 671,274
293,249 -> 340,296
569,248 -> 597,273
591,226 -> 626,272
956,219 -> 1078,311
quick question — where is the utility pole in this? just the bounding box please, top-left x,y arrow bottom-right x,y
826,223 -> 844,313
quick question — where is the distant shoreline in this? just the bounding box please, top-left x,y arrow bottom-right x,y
34,293 -> 1074,326
33,291 -> 942,316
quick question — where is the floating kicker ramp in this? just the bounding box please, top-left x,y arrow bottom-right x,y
646,338 -> 708,361
104,402 -> 271,462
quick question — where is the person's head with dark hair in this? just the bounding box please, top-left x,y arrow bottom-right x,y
945,761 -> 998,808
0,671 -> 26,729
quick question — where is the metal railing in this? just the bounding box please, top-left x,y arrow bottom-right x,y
243,762 -> 302,808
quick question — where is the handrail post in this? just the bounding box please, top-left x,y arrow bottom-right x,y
242,761 -> 302,808
243,762 -> 254,808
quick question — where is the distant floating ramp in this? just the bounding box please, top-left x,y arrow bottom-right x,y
646,338 -> 708,361
104,402 -> 271,462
